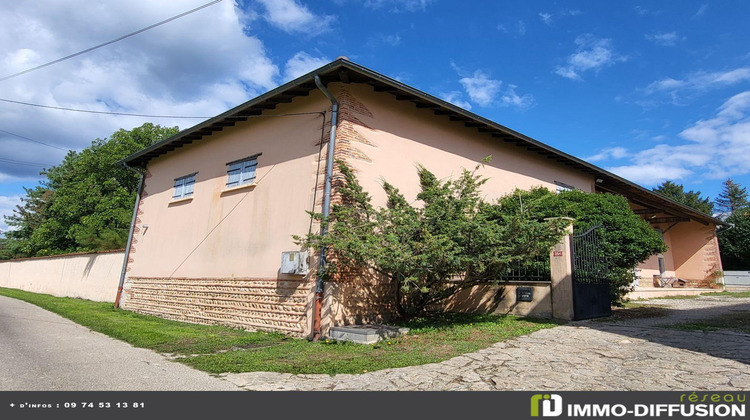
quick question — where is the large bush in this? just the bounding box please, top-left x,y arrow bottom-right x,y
495,188 -> 667,304
298,162 -> 568,319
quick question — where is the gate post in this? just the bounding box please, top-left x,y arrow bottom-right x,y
547,218 -> 575,320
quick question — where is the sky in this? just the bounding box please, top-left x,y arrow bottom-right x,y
1,0 -> 749,233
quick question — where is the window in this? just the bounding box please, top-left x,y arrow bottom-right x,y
657,256 -> 666,275
226,155 -> 259,187
173,173 -> 196,199
555,181 -> 575,193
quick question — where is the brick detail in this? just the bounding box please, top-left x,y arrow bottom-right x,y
121,277 -> 314,336
324,269 -> 397,327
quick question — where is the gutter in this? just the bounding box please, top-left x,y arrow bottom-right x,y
311,74 -> 338,341
114,163 -> 145,308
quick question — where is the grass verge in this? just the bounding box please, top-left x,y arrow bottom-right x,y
702,291 -> 750,298
667,311 -> 750,334
0,287 -> 559,375
594,302 -> 671,322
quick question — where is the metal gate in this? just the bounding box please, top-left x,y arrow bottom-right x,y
571,226 -> 611,320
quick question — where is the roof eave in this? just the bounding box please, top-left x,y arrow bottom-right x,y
119,58 -> 727,227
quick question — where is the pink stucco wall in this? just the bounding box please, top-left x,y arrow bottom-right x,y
126,93 -> 330,280
635,219 -> 722,287
671,221 -> 723,286
329,83 -> 593,208
121,91 -> 332,335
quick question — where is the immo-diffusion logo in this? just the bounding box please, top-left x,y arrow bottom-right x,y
531,394 -> 563,417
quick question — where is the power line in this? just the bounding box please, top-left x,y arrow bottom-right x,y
0,128 -> 69,151
0,157 -> 55,167
0,98 -> 210,119
0,0 -> 223,83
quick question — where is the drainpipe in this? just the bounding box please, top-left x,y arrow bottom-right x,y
114,164 -> 145,308
312,73 -> 338,341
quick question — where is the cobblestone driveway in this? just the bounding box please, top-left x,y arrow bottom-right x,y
221,296 -> 750,391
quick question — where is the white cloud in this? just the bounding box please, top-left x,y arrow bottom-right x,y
634,6 -> 662,16
642,67 -> 750,104
555,35 -> 627,80
608,163 -> 694,186
0,0 -> 281,182
364,0 -> 433,12
0,195 -> 22,234
284,52 -> 330,80
693,4 -> 709,18
585,147 -> 629,162
497,20 -> 526,37
539,12 -> 552,25
459,71 -> 502,107
367,33 -> 402,47
451,65 -> 535,110
440,91 -> 472,110
603,91 -> 750,185
645,31 -> 681,46
256,0 -> 335,36
499,85 -> 535,110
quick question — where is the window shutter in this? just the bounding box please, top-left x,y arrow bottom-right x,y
184,176 -> 195,196
241,159 -> 256,183
227,163 -> 241,186
173,178 -> 185,198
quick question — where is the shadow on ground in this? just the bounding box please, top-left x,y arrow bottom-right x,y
577,299 -> 750,366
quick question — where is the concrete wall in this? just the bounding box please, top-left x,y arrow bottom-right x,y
443,282 -> 554,318
0,250 -> 124,302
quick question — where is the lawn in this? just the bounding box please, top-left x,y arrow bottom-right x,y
667,311 -> 750,334
0,287 -> 559,375
593,301 -> 671,322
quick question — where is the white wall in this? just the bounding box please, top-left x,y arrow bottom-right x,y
0,251 -> 124,302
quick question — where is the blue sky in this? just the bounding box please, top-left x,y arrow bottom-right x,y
1,0 -> 749,232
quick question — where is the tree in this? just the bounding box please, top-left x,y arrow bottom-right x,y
3,123 -> 178,258
298,161 -> 568,319
652,181 -> 714,215
494,188 -> 667,304
715,178 -> 749,218
718,209 -> 750,270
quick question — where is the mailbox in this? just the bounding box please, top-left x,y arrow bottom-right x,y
516,287 -> 533,302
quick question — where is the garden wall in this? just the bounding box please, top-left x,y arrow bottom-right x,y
0,250 -> 124,302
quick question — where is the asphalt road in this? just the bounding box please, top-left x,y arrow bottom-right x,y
0,295 -> 242,391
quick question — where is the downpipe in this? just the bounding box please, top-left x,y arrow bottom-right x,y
312,73 -> 338,341
114,164 -> 145,309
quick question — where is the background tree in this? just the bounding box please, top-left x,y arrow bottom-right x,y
299,161 -> 568,319
652,181 -> 714,215
715,177 -> 750,270
3,123 -> 178,258
494,188 -> 667,304
718,209 -> 750,270
715,178 -> 749,218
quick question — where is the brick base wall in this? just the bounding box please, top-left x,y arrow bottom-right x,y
121,277 -> 314,336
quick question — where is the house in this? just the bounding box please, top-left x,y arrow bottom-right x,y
117,58 -> 725,337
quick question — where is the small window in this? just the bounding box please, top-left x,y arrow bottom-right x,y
173,173 -> 196,199
226,155 -> 258,187
555,181 -> 575,193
